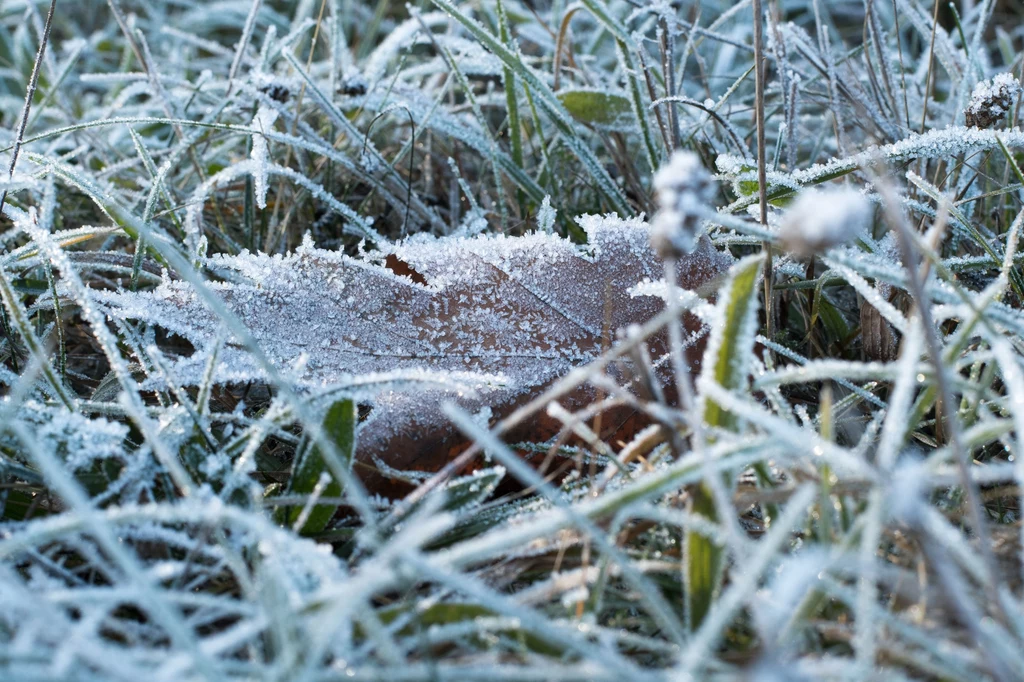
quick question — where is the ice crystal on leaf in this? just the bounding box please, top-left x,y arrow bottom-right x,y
537,195 -> 557,233
99,217 -> 732,477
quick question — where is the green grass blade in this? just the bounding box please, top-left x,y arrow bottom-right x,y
496,0 -> 525,216
702,255 -> 765,430
687,254 -> 764,629
579,0 -> 659,169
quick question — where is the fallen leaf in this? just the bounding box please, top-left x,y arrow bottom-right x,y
99,215 -> 733,492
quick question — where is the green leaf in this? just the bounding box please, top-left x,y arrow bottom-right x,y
687,254 -> 764,630
281,398 -> 357,535
556,89 -> 634,131
812,278 -> 851,346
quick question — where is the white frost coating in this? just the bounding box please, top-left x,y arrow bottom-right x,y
0,171 -> 41,196
3,401 -> 166,505
250,103 -> 279,209
651,151 -> 717,256
778,186 -> 872,256
98,217 -> 733,464
629,279 -> 706,310
721,126 -> 1024,211
789,126 -> 1020,180
400,35 -> 504,78
968,72 -> 1020,111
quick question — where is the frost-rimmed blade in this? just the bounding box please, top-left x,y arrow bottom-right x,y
687,253 -> 764,629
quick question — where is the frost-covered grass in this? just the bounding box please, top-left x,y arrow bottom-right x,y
4,0 -> 1024,680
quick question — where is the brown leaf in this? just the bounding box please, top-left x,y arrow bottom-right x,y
99,215 -> 733,491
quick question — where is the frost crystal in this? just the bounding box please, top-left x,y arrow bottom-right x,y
778,187 -> 872,256
965,73 -> 1022,129
651,151 -> 716,257
250,104 -> 280,209
537,195 -> 557,233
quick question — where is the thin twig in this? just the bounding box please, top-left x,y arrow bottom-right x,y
658,16 -> 680,151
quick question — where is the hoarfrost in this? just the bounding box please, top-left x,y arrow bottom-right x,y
723,126 -> 1024,212
4,401 -> 163,505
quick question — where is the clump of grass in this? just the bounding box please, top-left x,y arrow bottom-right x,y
3,1 -> 1024,680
